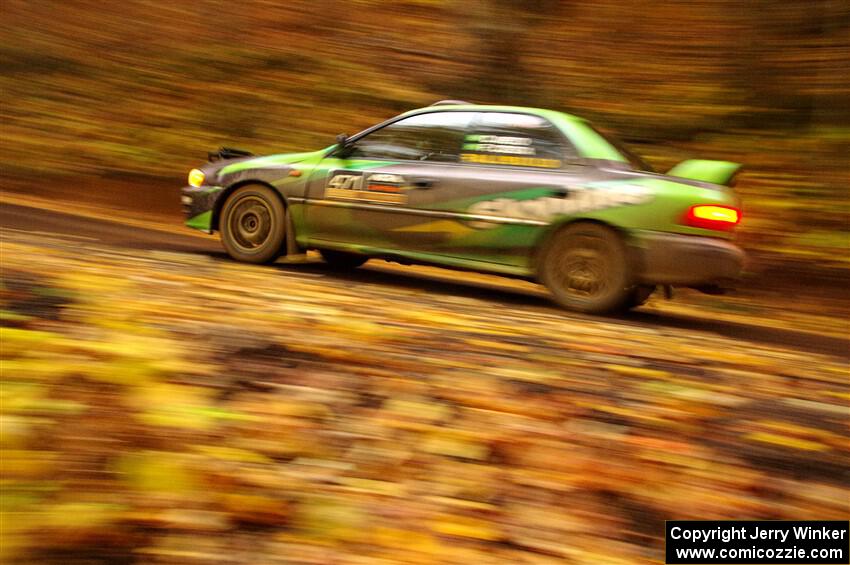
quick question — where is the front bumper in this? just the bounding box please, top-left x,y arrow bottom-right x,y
181,185 -> 223,233
632,231 -> 745,287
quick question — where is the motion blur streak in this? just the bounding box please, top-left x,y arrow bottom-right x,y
1,1 -> 848,564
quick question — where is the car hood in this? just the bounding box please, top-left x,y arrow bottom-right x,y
218,147 -> 332,176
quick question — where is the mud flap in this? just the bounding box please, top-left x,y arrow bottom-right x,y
285,207 -> 301,256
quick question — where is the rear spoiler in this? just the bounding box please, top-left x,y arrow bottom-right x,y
667,160 -> 742,187
208,147 -> 254,162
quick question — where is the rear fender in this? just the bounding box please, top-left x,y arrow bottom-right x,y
530,218 -> 638,281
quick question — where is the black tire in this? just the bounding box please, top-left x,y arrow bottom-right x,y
319,249 -> 368,269
220,184 -> 286,264
625,285 -> 656,310
539,223 -> 633,314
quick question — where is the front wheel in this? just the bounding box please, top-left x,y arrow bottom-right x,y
220,184 -> 286,264
539,223 -> 633,314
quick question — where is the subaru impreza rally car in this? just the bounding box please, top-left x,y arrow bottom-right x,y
182,101 -> 745,314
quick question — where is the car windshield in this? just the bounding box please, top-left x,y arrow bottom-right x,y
590,126 -> 654,173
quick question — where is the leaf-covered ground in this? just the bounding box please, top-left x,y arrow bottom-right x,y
1,230 -> 848,564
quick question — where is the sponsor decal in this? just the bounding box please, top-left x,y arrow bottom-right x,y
327,172 -> 363,190
466,184 -> 653,227
325,171 -> 407,204
365,173 -> 405,194
464,134 -> 536,156
460,153 -> 561,168
367,173 -> 405,184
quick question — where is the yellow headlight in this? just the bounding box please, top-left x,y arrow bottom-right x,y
188,168 -> 205,187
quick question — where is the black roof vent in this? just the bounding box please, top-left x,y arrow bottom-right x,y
430,100 -> 472,106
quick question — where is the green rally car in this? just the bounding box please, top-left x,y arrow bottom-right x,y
181,101 -> 745,314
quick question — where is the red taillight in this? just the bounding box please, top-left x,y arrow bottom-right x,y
684,205 -> 741,231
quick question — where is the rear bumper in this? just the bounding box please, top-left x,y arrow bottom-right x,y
631,230 -> 745,287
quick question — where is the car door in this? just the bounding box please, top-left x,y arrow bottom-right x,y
304,110 -> 583,270
394,111 -> 586,269
303,110 -> 476,250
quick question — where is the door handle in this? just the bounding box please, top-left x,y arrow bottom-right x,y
410,177 -> 438,189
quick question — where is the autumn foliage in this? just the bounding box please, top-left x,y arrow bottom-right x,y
1,3 -> 849,563
1,1 -> 848,268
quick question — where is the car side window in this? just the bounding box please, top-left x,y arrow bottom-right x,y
461,112 -> 576,169
348,112 -> 475,163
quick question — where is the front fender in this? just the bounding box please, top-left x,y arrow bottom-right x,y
529,217 -> 635,279
210,177 -> 292,232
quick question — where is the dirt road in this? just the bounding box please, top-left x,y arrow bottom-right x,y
1,198 -> 847,359
1,193 -> 847,564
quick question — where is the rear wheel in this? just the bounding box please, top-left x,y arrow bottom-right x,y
319,249 -> 368,269
540,223 -> 633,314
220,184 -> 286,264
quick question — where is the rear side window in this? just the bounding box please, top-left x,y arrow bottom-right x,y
587,124 -> 655,172
461,112 -> 574,168
348,111 -> 475,162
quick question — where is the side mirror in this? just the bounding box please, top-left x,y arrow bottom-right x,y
334,133 -> 353,158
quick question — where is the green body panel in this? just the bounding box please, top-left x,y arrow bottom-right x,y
312,238 -> 532,277
185,210 -> 212,231
562,177 -> 739,240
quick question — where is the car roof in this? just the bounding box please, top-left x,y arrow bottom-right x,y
401,103 -> 585,123
357,103 -> 625,163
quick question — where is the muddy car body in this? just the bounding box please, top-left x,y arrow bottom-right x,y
182,102 -> 745,313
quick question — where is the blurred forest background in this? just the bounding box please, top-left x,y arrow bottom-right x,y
1,0 -> 848,271
2,3 -> 850,564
